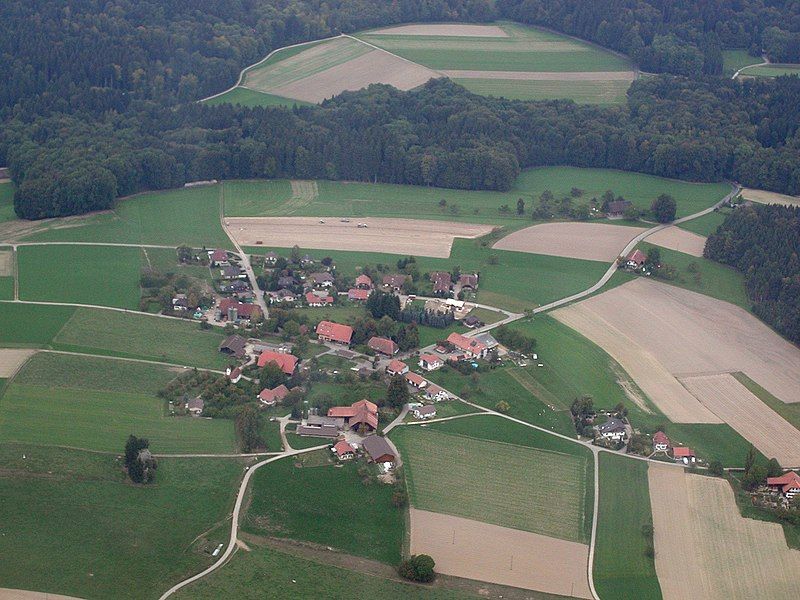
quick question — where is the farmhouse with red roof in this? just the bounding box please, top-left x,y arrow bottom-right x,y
257,350 -> 298,375
672,447 -> 696,464
218,298 -> 261,322
419,354 -> 444,371
328,399 -> 379,432
332,440 -> 356,460
305,291 -> 333,306
405,372 -> 427,389
258,384 -> 289,406
355,274 -> 373,289
626,249 -> 647,269
368,336 -> 398,356
348,288 -> 369,301
446,332 -> 488,359
316,321 -> 353,345
766,471 -> 800,500
386,359 -> 409,376
653,431 -> 670,452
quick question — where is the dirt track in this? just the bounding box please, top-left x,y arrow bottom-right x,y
646,226 -> 706,257
493,222 -> 644,262
441,69 -> 635,81
680,374 -> 800,465
409,509 -> 592,598
369,24 -> 509,37
225,217 -> 494,258
554,279 -> 800,407
271,49 -> 439,103
649,463 -> 800,600
741,187 -> 800,207
0,349 -> 35,378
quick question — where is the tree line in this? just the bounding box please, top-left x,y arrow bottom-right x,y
705,203 -> 800,343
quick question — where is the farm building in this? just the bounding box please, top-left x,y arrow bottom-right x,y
307,415 -> 344,429
368,336 -> 399,356
257,350 -> 298,375
447,332 -> 488,359
413,405 -> 437,419
419,354 -> 444,371
405,372 -> 427,389
316,321 -> 353,345
386,359 -> 409,376
305,291 -> 333,306
424,384 -> 449,402
348,288 -> 370,301
328,399 -> 379,432
766,471 -> 800,500
219,334 -> 247,358
258,384 -> 289,406
355,274 -> 373,289
332,440 -> 356,460
595,417 -> 627,441
186,397 -> 204,417
296,424 -> 339,438
653,431 -> 671,452
218,298 -> 261,322
626,249 -> 647,269
382,274 -> 407,291
673,447 -> 696,464
362,435 -> 396,464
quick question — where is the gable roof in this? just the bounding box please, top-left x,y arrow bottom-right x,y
387,359 -> 408,373
405,372 -> 427,387
333,440 -> 355,457
597,417 -> 626,433
310,272 -> 334,284
415,405 -> 437,416
187,397 -> 204,411
627,249 -> 647,265
328,399 -> 379,429
210,249 -> 228,262
348,288 -> 370,301
419,353 -> 442,364
305,291 -> 333,305
316,320 -> 353,344
355,274 -> 372,287
653,431 -> 670,445
368,336 -> 398,355
382,274 -> 406,288
362,435 -> 395,462
447,332 -> 487,355
219,298 -> 261,318
459,273 -> 478,287
673,447 -> 695,457
219,334 -> 247,357
767,471 -> 800,493
607,200 -> 631,213
257,350 -> 298,374
258,384 -> 289,404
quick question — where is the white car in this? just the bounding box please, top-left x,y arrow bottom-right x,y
357,223 -> 368,228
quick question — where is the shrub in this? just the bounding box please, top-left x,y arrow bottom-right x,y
398,554 -> 436,583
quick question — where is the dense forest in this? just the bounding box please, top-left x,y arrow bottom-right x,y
705,204 -> 800,343
1,0 -> 800,219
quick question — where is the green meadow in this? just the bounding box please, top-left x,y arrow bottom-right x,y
0,446 -> 241,600
243,451 -> 404,564
593,454 -> 662,600
722,49 -> 762,74
664,422 -> 767,468
0,303 -> 76,346
744,64 -> 800,77
455,77 -> 631,104
17,244 -> 143,309
0,276 -> 13,300
678,207 -> 730,236
0,180 -> 15,223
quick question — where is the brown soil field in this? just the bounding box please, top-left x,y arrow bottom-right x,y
0,250 -> 12,276
441,69 -> 635,81
225,217 -> 494,258
0,349 -> 35,378
409,509 -> 592,598
649,463 -> 800,600
680,374 -> 800,465
553,302 -> 721,423
369,24 -> 509,37
554,279 -> 800,405
741,187 -> 800,207
645,226 -> 706,257
271,49 -> 439,103
0,590 -> 83,600
493,222 -> 645,262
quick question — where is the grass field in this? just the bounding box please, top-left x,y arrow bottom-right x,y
663,423 -> 767,468
424,365 -> 575,435
0,303 -> 76,346
678,207 -> 730,236
18,244 -> 143,309
243,451 -> 404,564
0,445 -> 241,599
593,453 -> 662,600
171,544 -> 477,600
205,86 -> 311,108
722,49 -> 762,74
454,77 -> 631,104
0,276 -> 13,299
20,185 -> 230,248
392,426 -> 591,543
51,308 -> 229,369
639,242 -> 749,310
0,181 -> 15,223
744,63 -> 800,77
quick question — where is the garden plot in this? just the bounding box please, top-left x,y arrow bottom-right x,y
679,374 -> 800,465
553,279 -> 800,409
410,509 -> 592,598
649,463 -> 800,600
224,217 -> 494,258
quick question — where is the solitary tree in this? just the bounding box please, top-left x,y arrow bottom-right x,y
124,435 -> 157,484
386,374 -> 410,409
260,361 -> 286,389
651,194 -> 677,223
516,198 -> 525,215
398,554 -> 436,583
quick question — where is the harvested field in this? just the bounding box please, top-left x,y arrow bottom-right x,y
409,509 -> 591,598
0,590 -> 82,600
649,463 -> 800,600
679,374 -> 800,465
225,217 -> 494,258
645,226 -> 706,257
0,349 -> 35,378
442,69 -> 635,80
369,24 -> 509,37
553,279 -> 800,407
741,187 -> 800,207
270,48 -> 439,103
0,250 -> 12,276
493,222 -> 644,262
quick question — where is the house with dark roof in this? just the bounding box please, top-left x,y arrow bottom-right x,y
310,272 -> 335,287
368,336 -> 398,356
221,265 -> 245,280
606,199 -> 632,217
382,274 -> 407,291
269,289 -> 296,303
595,417 -> 627,442
300,254 -> 315,266
316,321 -> 353,345
459,273 -> 479,290
361,435 -> 396,464
264,251 -> 279,265
277,276 -> 298,289
463,315 -> 483,329
296,424 -> 339,438
186,397 -> 204,416
413,405 -> 437,419
257,350 -> 298,375
220,280 -> 250,294
219,334 -> 247,358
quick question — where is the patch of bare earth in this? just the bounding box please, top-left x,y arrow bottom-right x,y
369,24 -> 509,37
0,250 -> 12,276
648,463 -> 800,600
0,590 -> 83,600
646,226 -> 706,257
224,217 -> 494,258
441,69 -> 636,81
271,49 -> 439,103
555,278 -> 800,406
741,187 -> 800,207
493,222 -> 645,262
679,374 -> 800,465
0,349 -> 36,378
409,509 -> 592,599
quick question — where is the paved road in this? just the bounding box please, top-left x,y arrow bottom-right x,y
158,445 -> 328,600
732,55 -> 769,79
382,404 -> 409,434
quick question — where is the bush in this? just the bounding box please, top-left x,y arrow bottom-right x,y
709,460 -> 725,477
398,554 -> 436,583
494,400 -> 510,413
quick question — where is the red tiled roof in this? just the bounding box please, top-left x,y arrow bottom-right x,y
672,447 -> 695,457
229,367 -> 242,380
355,274 -> 372,287
447,332 -> 487,355
316,320 -> 353,344
627,249 -> 647,265
257,350 -> 298,375
419,353 -> 441,364
328,399 -> 379,429
219,298 -> 261,318
306,291 -> 333,305
405,372 -> 427,387
348,288 -> 370,301
210,249 -> 227,262
333,440 -> 355,457
368,336 -> 398,356
387,359 -> 408,373
653,431 -> 670,445
258,384 -> 289,404
767,471 -> 800,493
